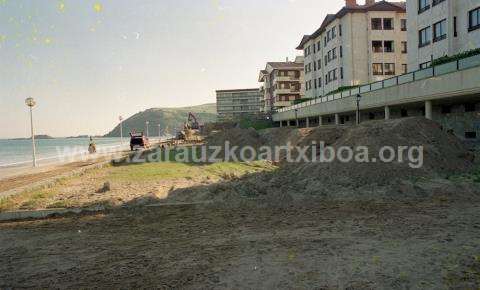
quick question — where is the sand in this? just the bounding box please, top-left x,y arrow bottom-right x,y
1,118 -> 479,288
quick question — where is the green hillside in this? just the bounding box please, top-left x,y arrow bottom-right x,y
104,103 -> 217,137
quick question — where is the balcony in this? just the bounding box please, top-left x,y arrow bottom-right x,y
274,88 -> 300,96
273,100 -> 293,108
274,76 -> 300,82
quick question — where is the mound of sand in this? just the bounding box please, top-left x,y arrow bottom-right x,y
291,118 -> 473,187
166,118 -> 475,204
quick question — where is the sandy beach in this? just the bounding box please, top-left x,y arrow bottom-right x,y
0,120 -> 479,288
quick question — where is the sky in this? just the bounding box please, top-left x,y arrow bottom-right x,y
0,0 -> 346,138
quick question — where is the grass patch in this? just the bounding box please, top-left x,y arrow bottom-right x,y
107,161 -> 276,182
0,189 -> 57,212
446,166 -> 480,183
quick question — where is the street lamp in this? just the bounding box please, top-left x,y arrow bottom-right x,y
25,97 -> 37,167
356,94 -> 362,125
119,116 -> 124,144
158,124 -> 161,138
145,121 -> 149,138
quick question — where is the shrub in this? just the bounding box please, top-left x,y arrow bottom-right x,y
325,85 -> 360,96
432,48 -> 480,66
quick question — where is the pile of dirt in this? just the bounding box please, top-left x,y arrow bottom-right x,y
205,127 -> 263,149
291,117 -> 474,186
166,117 -> 476,204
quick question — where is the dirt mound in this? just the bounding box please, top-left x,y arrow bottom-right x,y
291,117 -> 473,187
205,127 -> 263,149
168,117 -> 475,204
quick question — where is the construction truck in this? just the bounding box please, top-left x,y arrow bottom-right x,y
176,112 -> 204,143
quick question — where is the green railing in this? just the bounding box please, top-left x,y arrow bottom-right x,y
277,53 -> 480,113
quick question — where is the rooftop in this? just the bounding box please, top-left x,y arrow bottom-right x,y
216,88 -> 260,93
296,0 -> 406,49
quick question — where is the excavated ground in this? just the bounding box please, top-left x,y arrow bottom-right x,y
1,118 -> 479,289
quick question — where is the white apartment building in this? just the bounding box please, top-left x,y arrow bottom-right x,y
407,0 -> 480,70
258,56 -> 305,113
297,0 -> 407,98
216,88 -> 263,121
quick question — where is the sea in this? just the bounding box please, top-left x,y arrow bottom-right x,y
0,137 -> 128,168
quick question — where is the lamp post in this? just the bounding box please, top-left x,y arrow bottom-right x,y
25,97 -> 37,167
356,94 -> 362,125
158,124 -> 161,138
119,116 -> 124,144
145,121 -> 149,138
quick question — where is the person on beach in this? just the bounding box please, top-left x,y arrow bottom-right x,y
88,137 -> 97,154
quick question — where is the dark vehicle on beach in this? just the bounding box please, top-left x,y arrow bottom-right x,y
129,133 -> 150,151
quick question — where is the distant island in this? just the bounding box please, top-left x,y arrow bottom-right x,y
11,135 -> 54,140
66,135 -> 90,139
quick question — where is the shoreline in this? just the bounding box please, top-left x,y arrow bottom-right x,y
0,138 -> 166,197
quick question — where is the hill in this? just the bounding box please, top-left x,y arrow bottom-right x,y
104,103 -> 217,137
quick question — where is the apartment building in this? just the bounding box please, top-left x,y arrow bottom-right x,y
216,88 -> 263,121
407,0 -> 480,70
258,56 -> 305,112
297,0 -> 407,98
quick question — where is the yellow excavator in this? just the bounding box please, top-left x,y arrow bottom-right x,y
176,112 -> 203,143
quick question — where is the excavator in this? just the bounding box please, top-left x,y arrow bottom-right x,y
176,112 -> 204,143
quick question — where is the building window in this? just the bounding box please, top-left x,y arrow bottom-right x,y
419,26 -> 431,47
373,63 -> 383,75
317,59 -> 322,69
384,41 -> 394,52
433,19 -> 447,42
314,61 -> 317,71
331,27 -> 336,38
402,64 -> 408,74
372,18 -> 382,30
454,17 -> 457,37
332,48 -> 337,59
340,67 -> 344,79
314,78 -> 317,89
401,41 -> 408,53
401,19 -> 407,31
339,24 -> 342,36
372,41 -> 383,53
432,0 -> 445,6
318,77 -> 322,87
384,63 -> 395,75
340,46 -> 343,58
418,0 -> 430,14
469,7 -> 480,32
383,18 -> 394,30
